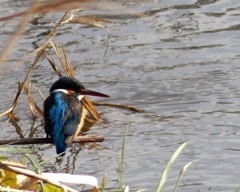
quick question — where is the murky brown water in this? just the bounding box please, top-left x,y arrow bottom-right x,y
1,0 -> 240,191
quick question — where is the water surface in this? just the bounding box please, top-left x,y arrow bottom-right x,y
0,0 -> 240,191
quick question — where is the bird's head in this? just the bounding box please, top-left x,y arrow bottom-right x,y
50,76 -> 109,98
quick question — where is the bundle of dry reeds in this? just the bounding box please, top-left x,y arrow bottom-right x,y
0,0 -> 143,145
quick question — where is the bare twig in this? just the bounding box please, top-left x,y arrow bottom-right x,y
0,135 -> 104,145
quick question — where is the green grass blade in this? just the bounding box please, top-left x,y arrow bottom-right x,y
173,159 -> 198,192
38,153 -> 64,166
21,154 -> 45,192
119,123 -> 129,189
235,187 -> 240,192
22,153 -> 40,173
0,147 -> 32,153
156,142 -> 190,192
100,174 -> 107,192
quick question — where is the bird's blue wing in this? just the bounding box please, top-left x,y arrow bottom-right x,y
44,92 -> 68,154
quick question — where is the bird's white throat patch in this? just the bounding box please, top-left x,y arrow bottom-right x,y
77,95 -> 84,101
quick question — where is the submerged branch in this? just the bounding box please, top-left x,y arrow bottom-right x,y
92,101 -> 145,113
0,135 -> 104,145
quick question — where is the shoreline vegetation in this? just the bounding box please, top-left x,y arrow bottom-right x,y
0,1 -> 194,191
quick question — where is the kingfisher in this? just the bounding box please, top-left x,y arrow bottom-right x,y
43,76 -> 109,155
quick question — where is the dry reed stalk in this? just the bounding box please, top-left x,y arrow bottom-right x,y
0,161 -> 78,192
9,119 -> 24,138
43,53 -> 62,77
0,0 -> 145,23
24,82 -> 44,118
62,12 -> 111,55
0,161 -> 27,169
0,0 -> 147,135
92,101 -> 145,113
31,85 -> 45,101
24,80 -> 38,118
0,11 -> 68,119
0,1 -> 39,68
0,0 -> 98,22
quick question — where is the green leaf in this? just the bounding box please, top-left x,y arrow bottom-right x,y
156,142 -> 190,192
173,160 -> 198,192
44,184 -> 63,192
1,169 -> 18,189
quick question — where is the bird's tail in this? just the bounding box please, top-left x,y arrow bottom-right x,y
54,133 -> 67,155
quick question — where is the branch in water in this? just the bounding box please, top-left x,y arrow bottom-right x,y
0,134 -> 104,145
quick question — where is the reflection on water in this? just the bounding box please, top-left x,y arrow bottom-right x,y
0,0 -> 240,191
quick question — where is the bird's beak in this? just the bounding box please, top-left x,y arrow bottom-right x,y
81,89 -> 110,98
